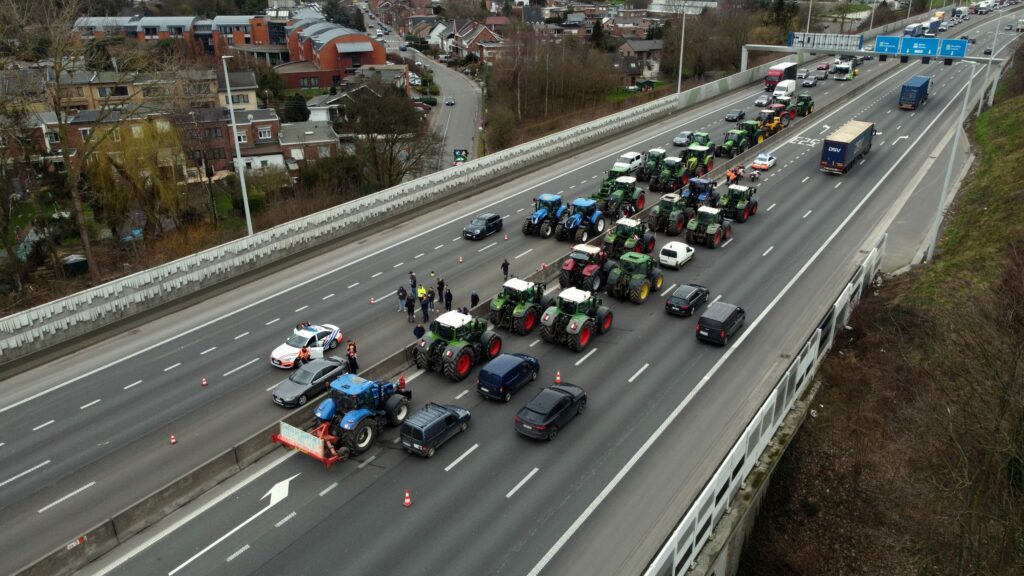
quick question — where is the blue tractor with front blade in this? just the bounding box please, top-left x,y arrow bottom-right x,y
522,193 -> 567,239
311,374 -> 412,458
554,198 -> 607,243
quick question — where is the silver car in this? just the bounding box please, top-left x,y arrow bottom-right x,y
673,130 -> 693,146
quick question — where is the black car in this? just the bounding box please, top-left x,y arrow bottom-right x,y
463,212 -> 503,240
515,384 -> 587,440
401,403 -> 471,457
665,283 -> 710,317
983,48 -> 992,55
272,358 -> 347,407
696,302 -> 746,346
724,109 -> 745,121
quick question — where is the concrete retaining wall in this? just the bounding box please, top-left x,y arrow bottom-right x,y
15,521 -> 120,576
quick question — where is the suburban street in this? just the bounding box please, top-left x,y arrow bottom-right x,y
0,10 -> 1017,576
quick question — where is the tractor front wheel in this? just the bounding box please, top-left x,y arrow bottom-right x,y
481,330 -> 502,360
597,306 -> 613,334
540,222 -> 554,239
596,218 -> 606,233
385,395 -> 409,426
568,321 -> 594,352
521,219 -> 532,235
574,228 -> 590,243
346,420 -> 376,456
635,194 -> 646,211
540,323 -> 557,343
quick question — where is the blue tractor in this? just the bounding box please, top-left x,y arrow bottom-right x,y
554,198 -> 607,243
522,194 -> 566,239
681,178 -> 720,212
312,374 -> 412,458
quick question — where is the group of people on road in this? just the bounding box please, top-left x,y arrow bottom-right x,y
726,165 -> 759,185
293,321 -> 358,374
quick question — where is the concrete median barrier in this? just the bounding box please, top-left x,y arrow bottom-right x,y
13,520 -> 119,576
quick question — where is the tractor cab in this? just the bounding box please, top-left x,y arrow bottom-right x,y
644,148 -> 667,171
534,193 -> 562,215
556,287 -> 592,315
315,374 -> 381,422
686,178 -> 717,200
500,278 -> 538,303
663,156 -> 682,171
430,311 -> 478,342
658,193 -> 682,210
616,251 -> 647,275
757,109 -> 774,123
570,197 -> 598,218
691,132 -> 712,147
568,244 -> 603,266
695,206 -> 722,225
612,216 -> 643,239
725,184 -> 753,202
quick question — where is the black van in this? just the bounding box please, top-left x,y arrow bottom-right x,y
696,302 -> 746,345
400,403 -> 471,458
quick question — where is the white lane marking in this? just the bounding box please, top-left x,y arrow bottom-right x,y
569,185 -> 576,189
357,455 -> 377,469
434,244 -> 445,251
80,399 -> 101,410
880,141 -> 886,146
405,369 -> 425,383
201,347 -> 217,355
374,290 -> 397,303
887,109 -> 892,114
721,238 -> 733,248
515,248 -> 533,259
444,443 -> 479,472
226,545 -> 249,562
803,210 -> 813,219
859,159 -> 866,166
393,262 -> 404,268
628,363 -> 650,383
897,125 -> 902,130
478,241 -> 498,253
575,348 -> 598,366
766,203 -> 776,212
525,65 -> 989,576
234,332 -> 250,340
452,237 -> 461,242
124,380 -> 143,390
164,363 -> 181,372
0,74 -> 794,418
275,512 -> 296,528
661,283 -> 678,297
320,294 -> 334,302
711,294 -> 722,305
835,182 -> 843,189
38,481 -> 96,514
223,358 -> 259,377
0,443 -> 4,448
266,383 -> 278,392
371,272 -> 383,278
892,135 -> 909,145
801,176 -> 810,183
506,467 -> 540,499
455,389 -> 469,399
763,246 -> 774,256
517,208 -> 525,213
295,305 -> 308,313
319,482 -> 338,497
414,253 -> 425,259
529,339 -> 540,347
503,214 -> 511,219
0,460 -> 51,488
265,318 -> 279,326
348,282 -> 361,290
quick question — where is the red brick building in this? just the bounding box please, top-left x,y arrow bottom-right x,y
275,20 -> 387,89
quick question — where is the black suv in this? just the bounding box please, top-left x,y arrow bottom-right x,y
401,403 -> 471,458
696,302 -> 746,345
666,284 -> 710,317
463,213 -> 503,240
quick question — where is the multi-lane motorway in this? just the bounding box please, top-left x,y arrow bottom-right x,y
1,11 -> 1018,576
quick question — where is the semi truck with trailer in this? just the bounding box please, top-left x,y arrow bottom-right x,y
899,76 -> 930,110
820,120 -> 875,174
764,62 -> 798,91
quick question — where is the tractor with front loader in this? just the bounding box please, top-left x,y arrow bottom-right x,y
522,193 -> 567,239
559,244 -> 613,292
686,206 -> 734,249
414,311 -> 502,381
719,184 -> 759,223
605,252 -> 665,304
647,193 -> 691,236
489,278 -> 552,335
739,120 -> 768,146
539,287 -> 614,352
757,109 -> 789,136
555,197 -> 606,243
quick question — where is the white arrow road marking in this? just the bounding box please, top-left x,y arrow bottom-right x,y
892,135 -> 909,145
168,474 -> 300,575
818,125 -> 830,135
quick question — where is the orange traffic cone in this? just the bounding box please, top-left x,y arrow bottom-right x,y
370,297 -> 376,305
399,373 -> 407,389
504,233 -> 509,241
201,377 -> 208,387
403,489 -> 412,507
555,370 -> 561,384
170,434 -> 177,445
459,255 -> 464,264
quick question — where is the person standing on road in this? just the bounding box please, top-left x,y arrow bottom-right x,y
444,287 -> 453,311
420,294 -> 430,323
409,271 -> 418,292
437,277 -> 446,297
405,292 -> 416,322
501,259 -> 510,281
427,286 -> 437,311
416,284 -> 427,302
397,286 -> 408,312
471,290 -> 480,309
346,341 -> 359,374
413,323 -> 426,340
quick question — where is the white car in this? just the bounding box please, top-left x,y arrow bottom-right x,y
612,151 -> 643,174
658,241 -> 695,269
751,153 -> 777,170
271,324 -> 343,369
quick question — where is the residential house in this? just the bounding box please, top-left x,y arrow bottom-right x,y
228,108 -> 285,171
218,71 -> 260,111
279,121 -> 340,174
427,22 -> 450,48
617,39 -> 664,63
610,55 -> 645,87
605,16 -> 653,38
484,16 -> 511,34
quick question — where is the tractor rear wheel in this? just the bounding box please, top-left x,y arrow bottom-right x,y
513,307 -> 538,335
596,218 -> 606,233
385,395 -> 409,426
345,420 -> 376,456
686,230 -> 696,244
629,279 -> 651,304
443,347 -> 473,382
597,306 -> 613,334
589,273 -> 602,292
540,222 -> 554,239
489,309 -> 502,326
559,268 -> 573,288
568,321 -> 594,352
540,323 -> 557,343
574,228 -> 590,243
521,219 -> 532,235
635,194 -> 646,211
670,216 -> 684,236
414,347 -> 429,369
554,222 -> 566,240
481,330 -> 502,359
643,232 -> 656,254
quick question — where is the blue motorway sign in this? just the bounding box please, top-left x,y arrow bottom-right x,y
899,37 -> 940,56
939,38 -> 969,58
874,35 -> 901,54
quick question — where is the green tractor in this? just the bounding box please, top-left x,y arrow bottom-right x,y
539,287 -> 614,352
683,144 -> 715,178
593,176 -> 646,218
738,120 -> 767,146
605,252 -> 665,304
599,165 -> 631,195
637,148 -> 667,182
489,278 -> 553,335
647,193 -> 692,236
686,206 -> 734,249
717,127 -> 751,159
414,311 -> 503,381
649,156 -> 686,192
719,184 -> 759,223
603,216 -> 656,260
795,93 -> 814,117
690,131 -> 717,157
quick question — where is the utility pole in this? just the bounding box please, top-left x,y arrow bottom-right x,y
927,62 -> 975,263
978,17 -> 1001,114
222,55 -> 254,237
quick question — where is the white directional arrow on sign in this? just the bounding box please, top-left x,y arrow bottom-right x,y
168,474 -> 300,575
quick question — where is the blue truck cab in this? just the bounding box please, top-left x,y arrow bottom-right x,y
899,76 -> 930,110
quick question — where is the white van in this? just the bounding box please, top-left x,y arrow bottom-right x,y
773,79 -> 796,99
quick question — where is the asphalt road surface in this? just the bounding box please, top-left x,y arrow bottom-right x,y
2,11 -> 1018,576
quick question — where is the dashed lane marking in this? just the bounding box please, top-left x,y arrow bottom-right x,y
628,363 -> 650,383
803,210 -> 813,219
452,237 -> 461,242
515,248 -> 533,259
414,253 -> 425,260
357,455 -> 377,469
201,347 -> 217,355
834,182 -> 843,189
234,332 -> 250,340
529,339 -> 540,347
226,545 -> 249,562
478,242 -> 498,253
295,305 -> 308,312
371,272 -> 383,278
801,176 -> 810,183
766,203 -> 776,212
517,208 -> 525,212
721,238 -> 733,248
38,481 -> 95,514
275,512 -> 296,528
266,383 -> 278,392
576,348 -> 598,366
506,467 -> 540,499
763,246 -> 774,256
164,363 -> 181,372
434,245 -> 444,250
0,460 -> 51,488
265,318 -> 279,326
319,482 -> 338,496
223,358 -> 259,377
393,262 -> 404,268
124,380 -> 142,390
661,283 -> 677,297
80,399 -> 101,410
445,443 -> 479,472
711,294 -> 722,305
348,282 -> 361,289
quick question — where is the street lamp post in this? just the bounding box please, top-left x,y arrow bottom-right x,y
676,10 -> 687,93
222,55 -> 254,237
806,0 -> 814,34
978,17 -> 1001,114
926,61 -> 976,263
869,0 -> 878,31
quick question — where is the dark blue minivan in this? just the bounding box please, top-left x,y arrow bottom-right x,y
477,353 -> 540,402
